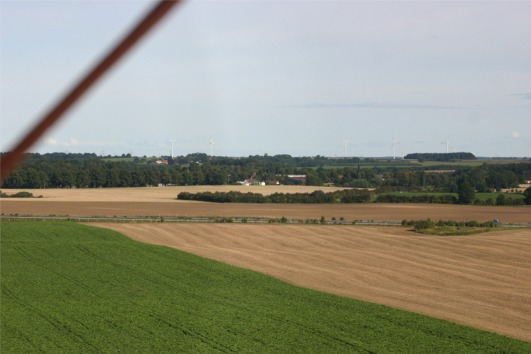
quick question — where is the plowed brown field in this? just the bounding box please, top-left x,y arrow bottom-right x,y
1,187 -> 530,223
93,222 -> 531,342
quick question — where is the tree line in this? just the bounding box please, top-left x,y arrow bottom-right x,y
375,194 -> 457,204
177,189 -> 373,204
404,152 -> 476,161
1,153 -> 529,196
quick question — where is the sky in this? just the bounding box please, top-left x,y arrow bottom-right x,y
1,0 -> 530,158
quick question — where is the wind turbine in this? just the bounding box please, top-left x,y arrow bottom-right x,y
342,139 -> 349,157
442,139 -> 450,153
169,139 -> 176,159
209,138 -> 215,158
391,138 -> 400,160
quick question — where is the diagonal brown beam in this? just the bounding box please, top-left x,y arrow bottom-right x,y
0,0 -> 182,181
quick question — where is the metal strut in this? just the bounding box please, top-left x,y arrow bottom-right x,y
0,0 -> 182,181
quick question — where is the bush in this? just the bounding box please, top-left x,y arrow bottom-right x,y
0,191 -> 34,198
465,220 -> 479,227
376,193 -> 457,204
524,187 -> 531,205
458,182 -> 475,204
215,217 -> 233,223
401,218 -> 495,230
446,220 -> 458,226
413,219 -> 434,231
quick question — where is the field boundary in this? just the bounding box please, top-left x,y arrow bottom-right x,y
2,214 -> 531,228
0,214 -> 400,225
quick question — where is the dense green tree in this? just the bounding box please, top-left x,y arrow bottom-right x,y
105,165 -> 121,187
305,171 -> 323,186
89,163 -> 106,187
3,170 -> 24,188
119,168 -> 133,187
159,167 -> 172,185
458,182 -> 475,204
496,194 -> 506,206
523,187 -> 531,205
404,152 -> 476,161
144,169 -> 159,186
76,170 -> 91,188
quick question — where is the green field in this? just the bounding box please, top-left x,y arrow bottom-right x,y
315,159 -> 528,170
381,191 -> 457,197
313,159 -> 529,170
380,191 -> 524,202
2,222 -> 530,353
475,192 -> 525,201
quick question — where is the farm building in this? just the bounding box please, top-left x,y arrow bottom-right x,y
237,173 -> 265,186
287,174 -> 306,182
237,178 -> 265,186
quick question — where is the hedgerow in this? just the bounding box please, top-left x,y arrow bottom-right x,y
177,189 -> 373,204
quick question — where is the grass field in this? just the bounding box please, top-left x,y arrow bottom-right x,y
380,191 -> 457,197
475,192 -> 525,201
375,191 -> 526,207
315,159 -> 527,169
378,191 -> 525,200
2,222 -> 530,353
414,226 -> 502,236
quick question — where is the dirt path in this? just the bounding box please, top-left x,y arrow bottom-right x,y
92,223 -> 531,342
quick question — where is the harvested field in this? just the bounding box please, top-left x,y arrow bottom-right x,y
93,222 -> 531,342
2,187 -> 529,223
0,186 -> 349,202
0,186 -> 531,223
2,199 -> 530,223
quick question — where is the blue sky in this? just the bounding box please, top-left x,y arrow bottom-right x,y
1,0 -> 530,157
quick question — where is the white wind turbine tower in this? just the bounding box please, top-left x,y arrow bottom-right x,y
209,138 -> 215,158
169,139 -> 176,159
391,138 -> 400,160
342,139 -> 349,157
442,139 -> 450,153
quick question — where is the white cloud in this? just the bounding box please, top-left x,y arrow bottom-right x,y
44,137 -> 123,147
45,137 -> 59,146
512,131 -> 520,139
